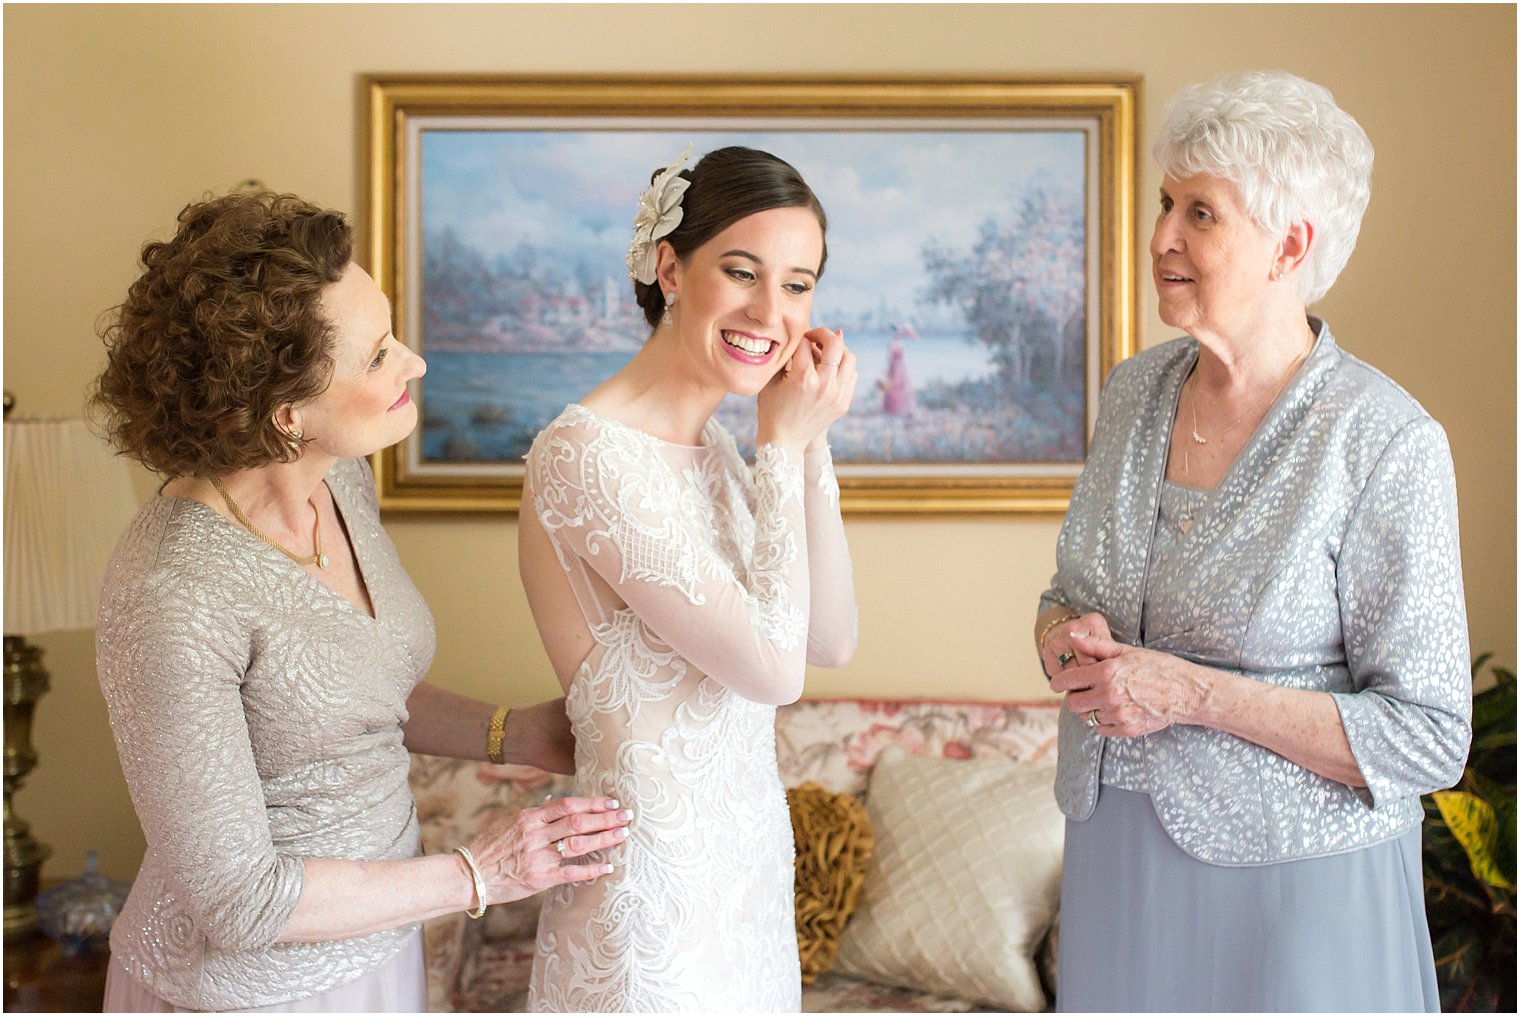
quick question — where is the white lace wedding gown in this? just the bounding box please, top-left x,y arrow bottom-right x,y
521,404 -> 857,1012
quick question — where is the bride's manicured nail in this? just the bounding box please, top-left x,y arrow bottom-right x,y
615,828 -> 629,840
618,809 -> 634,822
606,799 -> 620,810
601,864 -> 615,874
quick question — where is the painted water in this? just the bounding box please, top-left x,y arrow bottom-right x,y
416,128 -> 1090,467
418,328 -> 1083,465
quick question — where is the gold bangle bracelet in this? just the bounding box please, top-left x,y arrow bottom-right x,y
486,705 -> 511,765
1036,610 -> 1080,654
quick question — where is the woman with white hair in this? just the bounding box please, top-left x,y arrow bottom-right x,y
1034,71 -> 1469,1011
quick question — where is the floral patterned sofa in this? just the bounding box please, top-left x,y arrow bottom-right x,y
410,697 -> 1061,1012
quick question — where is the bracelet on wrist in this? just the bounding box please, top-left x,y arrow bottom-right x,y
453,845 -> 488,919
1036,610 -> 1080,653
486,705 -> 511,765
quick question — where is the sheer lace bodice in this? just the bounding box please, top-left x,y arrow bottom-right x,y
522,404 -> 856,1012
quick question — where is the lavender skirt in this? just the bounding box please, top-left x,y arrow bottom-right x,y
1058,785 -> 1438,1012
103,930 -> 426,1013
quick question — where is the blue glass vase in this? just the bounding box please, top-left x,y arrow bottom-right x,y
36,851 -> 131,957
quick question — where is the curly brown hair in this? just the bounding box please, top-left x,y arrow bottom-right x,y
90,191 -> 353,477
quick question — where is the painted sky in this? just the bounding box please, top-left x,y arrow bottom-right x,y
420,126 -> 1087,322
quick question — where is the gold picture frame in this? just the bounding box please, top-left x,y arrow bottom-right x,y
366,75 -> 1138,515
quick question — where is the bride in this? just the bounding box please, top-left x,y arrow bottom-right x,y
520,145 -> 859,1011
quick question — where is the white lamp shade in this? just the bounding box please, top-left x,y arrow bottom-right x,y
4,417 -> 140,635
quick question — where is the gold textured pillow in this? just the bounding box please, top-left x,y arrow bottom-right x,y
834,746 -> 1064,1012
787,781 -> 875,984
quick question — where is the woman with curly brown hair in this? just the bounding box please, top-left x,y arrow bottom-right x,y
91,191 -> 631,1013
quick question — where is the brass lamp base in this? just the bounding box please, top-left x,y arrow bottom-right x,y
4,635 -> 52,937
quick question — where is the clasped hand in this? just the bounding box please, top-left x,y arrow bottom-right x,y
757,326 -> 858,451
1047,626 -> 1211,737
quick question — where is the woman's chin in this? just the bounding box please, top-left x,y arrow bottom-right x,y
1155,303 -> 1195,333
364,407 -> 421,456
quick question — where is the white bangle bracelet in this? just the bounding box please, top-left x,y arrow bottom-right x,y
453,845 -> 488,919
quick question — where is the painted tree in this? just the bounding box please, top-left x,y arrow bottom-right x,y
422,227 -> 496,336
922,182 -> 1086,391
423,229 -> 561,339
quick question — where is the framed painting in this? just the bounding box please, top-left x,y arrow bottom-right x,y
366,76 -> 1138,515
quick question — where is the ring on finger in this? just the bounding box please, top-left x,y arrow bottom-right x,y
1085,710 -> 1101,730
1057,651 -> 1075,667
553,839 -> 569,858
819,361 -> 840,367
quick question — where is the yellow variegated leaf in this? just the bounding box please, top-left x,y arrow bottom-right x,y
1433,790 -> 1515,891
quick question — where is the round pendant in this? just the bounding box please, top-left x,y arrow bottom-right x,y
317,553 -> 330,568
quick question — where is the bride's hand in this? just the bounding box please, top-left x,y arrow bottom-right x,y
756,326 -> 857,453
466,796 -> 631,905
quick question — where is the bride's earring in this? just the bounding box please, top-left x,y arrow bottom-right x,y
662,292 -> 677,328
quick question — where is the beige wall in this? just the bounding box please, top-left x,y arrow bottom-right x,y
5,4 -> 1513,882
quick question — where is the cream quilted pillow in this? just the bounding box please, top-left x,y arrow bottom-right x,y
834,745 -> 1064,1012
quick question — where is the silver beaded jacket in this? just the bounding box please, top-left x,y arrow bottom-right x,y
1041,319 -> 1471,866
96,457 -> 435,1009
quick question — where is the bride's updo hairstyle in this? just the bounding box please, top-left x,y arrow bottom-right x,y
633,146 -> 828,329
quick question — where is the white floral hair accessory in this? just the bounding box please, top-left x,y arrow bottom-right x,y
626,143 -> 694,285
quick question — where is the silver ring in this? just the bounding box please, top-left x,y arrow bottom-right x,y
819,361 -> 840,367
1057,651 -> 1075,667
554,839 -> 569,858
1085,710 -> 1100,730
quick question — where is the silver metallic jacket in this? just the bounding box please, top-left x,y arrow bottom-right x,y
1042,320 -> 1471,865
97,457 -> 435,1008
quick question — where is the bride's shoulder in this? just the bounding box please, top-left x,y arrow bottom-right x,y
530,403 -> 610,453
527,403 -> 670,488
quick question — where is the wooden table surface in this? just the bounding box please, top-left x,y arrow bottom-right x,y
3,930 -> 109,1013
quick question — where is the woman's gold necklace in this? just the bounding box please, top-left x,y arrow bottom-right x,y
1177,338 -> 1312,534
1188,338 -> 1312,447
209,475 -> 329,568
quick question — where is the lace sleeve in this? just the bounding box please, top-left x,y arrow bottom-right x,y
528,416 -> 811,705
802,444 -> 857,666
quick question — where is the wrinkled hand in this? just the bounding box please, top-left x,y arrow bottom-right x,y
1048,630 -> 1212,738
757,326 -> 857,451
1040,611 -> 1114,677
467,796 -> 631,904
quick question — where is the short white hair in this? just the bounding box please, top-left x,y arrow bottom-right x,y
1154,70 -> 1374,305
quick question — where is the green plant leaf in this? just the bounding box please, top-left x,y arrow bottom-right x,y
1494,797 -> 1517,897
1423,655 -> 1518,1009
1462,767 -> 1505,802
1434,923 -> 1481,1010
1468,659 -> 1517,792
1434,790 -> 1516,891
1471,699 -> 1517,746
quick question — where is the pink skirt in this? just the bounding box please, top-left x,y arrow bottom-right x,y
103,931 -> 426,1013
